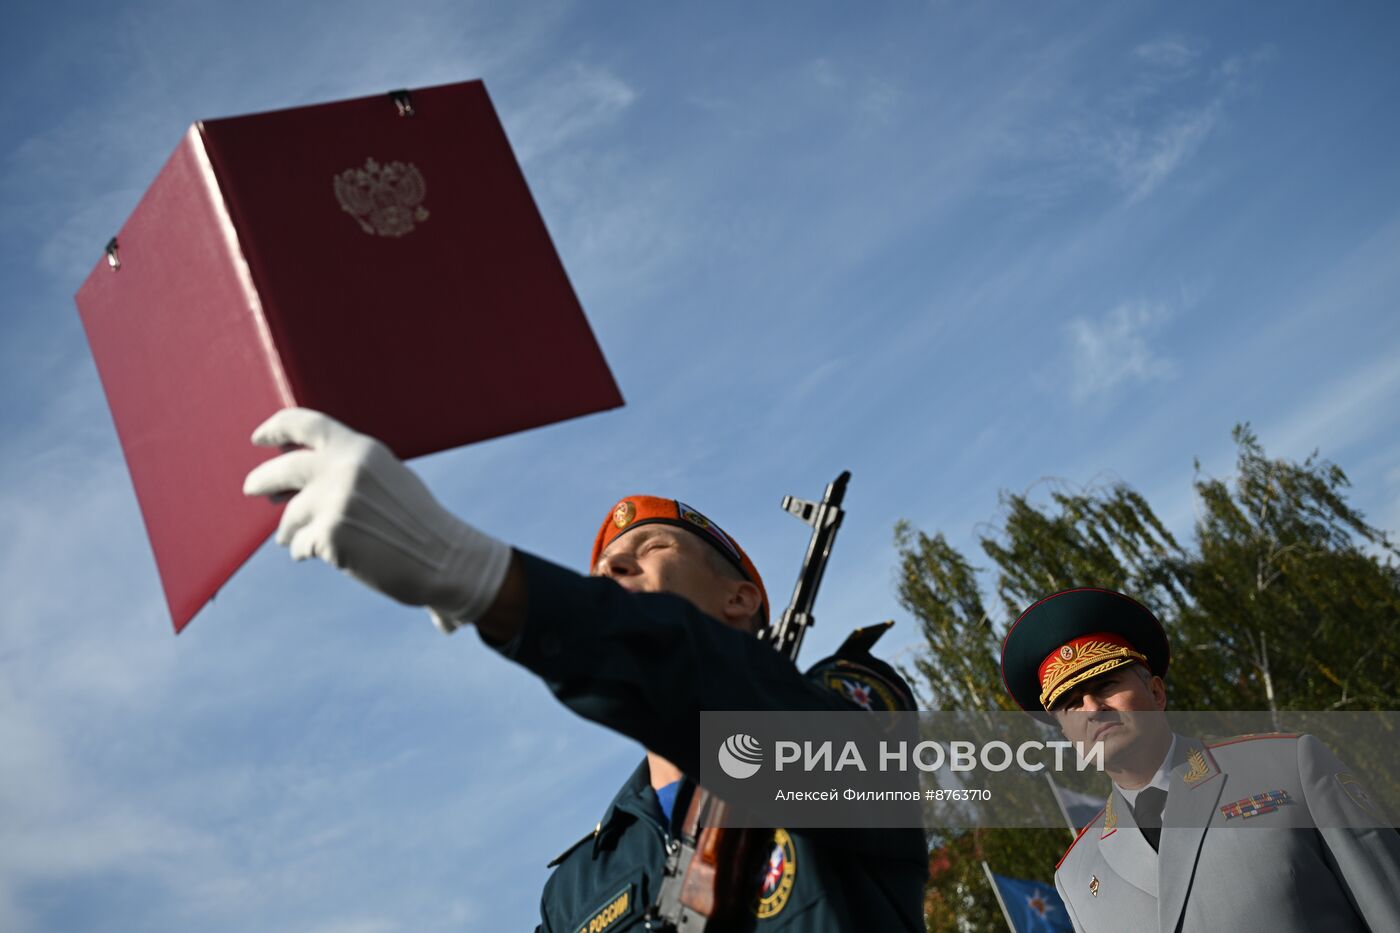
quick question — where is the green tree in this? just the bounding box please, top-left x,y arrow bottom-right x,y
1179,426 -> 1400,715
902,426 -> 1400,931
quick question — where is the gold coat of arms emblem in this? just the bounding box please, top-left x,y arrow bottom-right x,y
333,157 -> 430,238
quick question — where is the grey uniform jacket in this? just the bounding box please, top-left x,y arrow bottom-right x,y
1054,733 -> 1400,933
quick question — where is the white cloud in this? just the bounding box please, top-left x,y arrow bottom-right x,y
1032,40 -> 1269,204
1216,46 -> 1278,93
0,885 -> 23,933
1134,37 -> 1204,70
1,805 -> 206,880
1112,101 -> 1222,202
788,358 -> 848,406
1260,345 -> 1400,466
1065,300 -> 1176,402
803,58 -> 898,128
506,64 -> 638,164
38,187 -> 148,286
808,58 -> 842,89
305,920 -> 401,933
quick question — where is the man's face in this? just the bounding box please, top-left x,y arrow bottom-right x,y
595,524 -> 748,629
1050,666 -> 1168,766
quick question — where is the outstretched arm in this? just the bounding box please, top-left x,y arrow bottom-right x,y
242,407 -> 514,633
242,408 -> 867,773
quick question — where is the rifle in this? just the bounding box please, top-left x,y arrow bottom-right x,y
645,472 -> 851,931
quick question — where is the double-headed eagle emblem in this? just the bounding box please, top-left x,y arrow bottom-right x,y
333,158 -> 430,238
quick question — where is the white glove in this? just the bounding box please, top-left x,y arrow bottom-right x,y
242,408 -> 511,633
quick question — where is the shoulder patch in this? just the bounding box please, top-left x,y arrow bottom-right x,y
806,631 -> 917,712
547,822 -> 601,868
1336,772 -> 1381,817
1208,733 -> 1300,750
816,661 -> 906,711
1055,807 -> 1106,871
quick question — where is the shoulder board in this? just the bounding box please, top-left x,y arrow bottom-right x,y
1055,807 -> 1106,871
836,620 -> 895,656
1208,733 -> 1300,750
546,821 -> 601,868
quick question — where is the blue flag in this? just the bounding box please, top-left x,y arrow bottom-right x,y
987,870 -> 1074,932
1044,772 -> 1106,832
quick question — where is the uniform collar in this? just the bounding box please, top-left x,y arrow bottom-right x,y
605,760 -> 664,826
592,759 -> 668,855
1115,733 -> 1177,808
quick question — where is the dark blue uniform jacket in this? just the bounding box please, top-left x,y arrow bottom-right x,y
488,552 -> 928,932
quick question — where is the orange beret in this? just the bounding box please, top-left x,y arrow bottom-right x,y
591,496 -> 768,626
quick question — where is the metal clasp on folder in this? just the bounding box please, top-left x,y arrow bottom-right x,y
389,89 -> 415,117
105,237 -> 121,271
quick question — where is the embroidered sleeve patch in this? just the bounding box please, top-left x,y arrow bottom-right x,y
1336,772 -> 1379,817
576,883 -> 633,933
820,665 -> 900,711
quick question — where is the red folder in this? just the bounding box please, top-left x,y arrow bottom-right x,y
75,81 -> 623,632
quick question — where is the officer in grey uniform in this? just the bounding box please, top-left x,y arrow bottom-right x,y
1000,587 -> 1400,933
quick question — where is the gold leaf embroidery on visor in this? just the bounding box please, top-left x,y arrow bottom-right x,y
1039,640 -> 1148,709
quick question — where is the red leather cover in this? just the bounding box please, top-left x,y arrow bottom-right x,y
75,80 -> 623,632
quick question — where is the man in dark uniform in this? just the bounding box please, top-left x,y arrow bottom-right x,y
1000,587 -> 1400,933
242,408 -> 928,930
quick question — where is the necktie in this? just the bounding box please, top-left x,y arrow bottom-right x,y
1134,787 -> 1167,851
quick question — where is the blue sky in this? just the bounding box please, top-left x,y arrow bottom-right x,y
4,1 -> 1399,929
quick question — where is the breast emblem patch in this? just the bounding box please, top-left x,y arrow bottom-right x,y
754,828 -> 797,918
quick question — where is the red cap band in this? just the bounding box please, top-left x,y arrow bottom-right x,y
1037,631 -> 1148,709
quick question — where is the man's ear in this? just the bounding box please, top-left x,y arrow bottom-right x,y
1150,675 -> 1168,711
721,580 -> 762,628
